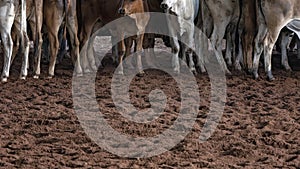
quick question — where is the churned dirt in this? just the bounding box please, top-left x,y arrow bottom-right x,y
0,41 -> 299,168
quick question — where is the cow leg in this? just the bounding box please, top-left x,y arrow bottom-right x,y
33,0 -> 43,79
144,47 -> 156,67
264,29 -> 281,81
242,30 -> 256,73
210,24 -> 231,74
143,34 -> 156,67
11,25 -> 20,65
27,15 -> 36,72
66,15 -> 83,76
225,27 -> 233,67
253,23 -> 268,79
20,35 -> 29,80
111,36 -> 119,65
280,31 -> 292,71
116,34 -> 126,75
297,38 -> 300,59
234,26 -> 243,71
182,29 -> 196,74
14,14 -> 29,80
169,36 -> 180,73
80,25 -> 94,73
87,34 -> 102,68
0,7 -> 15,82
57,27 -> 67,64
135,34 -> 145,75
112,45 -> 118,65
0,29 -> 14,82
47,29 -> 60,77
179,41 -> 186,62
229,23 -> 243,70
195,31 -> 207,73
86,35 -> 97,72
124,37 -> 135,69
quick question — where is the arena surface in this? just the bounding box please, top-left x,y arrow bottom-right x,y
0,41 -> 299,168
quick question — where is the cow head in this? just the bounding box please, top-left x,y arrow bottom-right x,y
118,0 -> 144,16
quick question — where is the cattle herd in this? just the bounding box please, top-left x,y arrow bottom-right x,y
1,0 -> 300,82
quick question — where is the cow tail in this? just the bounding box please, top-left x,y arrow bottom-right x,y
63,0 -> 68,42
256,0 -> 266,25
76,0 -> 82,36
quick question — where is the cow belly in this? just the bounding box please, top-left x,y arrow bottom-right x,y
286,19 -> 300,39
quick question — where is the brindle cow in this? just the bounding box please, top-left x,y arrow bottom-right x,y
253,0 -> 300,80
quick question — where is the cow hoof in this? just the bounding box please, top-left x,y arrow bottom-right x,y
76,73 -> 83,77
234,63 -> 242,71
91,65 -> 98,72
286,68 -> 292,72
267,71 -> 274,81
146,62 -> 156,68
137,71 -> 145,77
33,75 -> 39,79
191,69 -> 197,75
173,68 -> 180,74
47,75 -> 54,79
225,70 -> 232,75
284,66 -> 292,71
227,61 -> 233,67
1,77 -> 8,83
200,68 -> 206,73
126,64 -> 135,70
267,75 -> 275,81
246,69 -> 253,75
84,68 -> 92,74
20,76 -> 26,80
115,70 -> 124,75
253,72 -> 259,80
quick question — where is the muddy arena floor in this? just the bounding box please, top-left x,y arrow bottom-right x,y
0,39 -> 299,168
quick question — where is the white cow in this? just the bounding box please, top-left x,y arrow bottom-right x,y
253,0 -> 300,80
0,0 -> 29,82
161,0 -> 199,73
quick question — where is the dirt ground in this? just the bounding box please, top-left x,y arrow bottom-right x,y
0,42 -> 299,168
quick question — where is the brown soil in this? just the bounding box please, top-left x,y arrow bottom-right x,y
0,49 -> 299,168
